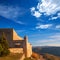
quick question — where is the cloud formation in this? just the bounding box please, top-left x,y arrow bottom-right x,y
33,33 -> 60,46
47,43 -> 60,46
0,5 -> 26,25
13,20 -> 25,25
0,5 -> 19,19
31,0 -> 60,18
56,25 -> 60,29
36,24 -> 52,29
49,13 -> 60,20
31,7 -> 42,18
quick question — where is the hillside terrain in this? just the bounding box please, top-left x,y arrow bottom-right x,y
32,46 -> 60,60
0,46 -> 60,60
33,46 -> 60,56
43,53 -> 60,60
24,52 -> 60,60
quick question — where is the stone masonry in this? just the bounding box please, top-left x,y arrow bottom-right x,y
0,28 -> 32,58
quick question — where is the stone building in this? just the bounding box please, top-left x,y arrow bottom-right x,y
0,28 -> 32,58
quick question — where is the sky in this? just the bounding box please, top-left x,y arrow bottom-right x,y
0,0 -> 60,46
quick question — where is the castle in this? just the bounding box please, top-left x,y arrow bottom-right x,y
0,28 -> 32,58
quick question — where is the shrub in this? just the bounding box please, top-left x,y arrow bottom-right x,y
0,32 -> 10,56
31,52 -> 40,60
0,44 -> 3,56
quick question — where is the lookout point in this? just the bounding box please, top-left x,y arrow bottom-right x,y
0,28 -> 32,59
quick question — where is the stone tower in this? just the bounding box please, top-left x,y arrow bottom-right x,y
24,36 -> 28,43
23,36 -> 32,57
23,36 -> 28,57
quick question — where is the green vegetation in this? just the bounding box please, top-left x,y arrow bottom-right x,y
0,32 -> 10,56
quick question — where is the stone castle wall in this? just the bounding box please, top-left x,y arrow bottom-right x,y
23,36 -> 32,57
0,28 -> 32,58
9,48 -> 23,53
27,43 -> 32,57
0,29 -> 13,47
13,30 -> 23,40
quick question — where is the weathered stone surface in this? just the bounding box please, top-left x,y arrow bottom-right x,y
13,30 -> 23,40
9,48 -> 23,53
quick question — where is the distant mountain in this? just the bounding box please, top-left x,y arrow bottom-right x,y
32,46 -> 60,57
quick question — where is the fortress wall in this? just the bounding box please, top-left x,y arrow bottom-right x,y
0,29 -> 32,58
9,48 -> 23,53
13,30 -> 23,40
0,29 -> 13,40
13,40 -> 24,48
27,43 -> 32,57
23,36 -> 32,57
0,29 -> 23,48
0,29 -> 13,47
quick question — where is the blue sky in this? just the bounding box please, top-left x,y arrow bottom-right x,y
0,0 -> 60,46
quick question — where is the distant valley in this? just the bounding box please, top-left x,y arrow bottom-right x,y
32,46 -> 60,60
32,46 -> 60,57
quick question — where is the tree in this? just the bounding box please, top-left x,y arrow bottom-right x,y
0,32 -> 10,56
0,44 -> 3,56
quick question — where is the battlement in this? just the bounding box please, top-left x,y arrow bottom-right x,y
0,28 -> 32,58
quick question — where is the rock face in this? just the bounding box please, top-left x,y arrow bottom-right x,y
0,28 -> 32,58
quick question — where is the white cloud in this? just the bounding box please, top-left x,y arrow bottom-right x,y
36,24 -> 52,29
37,0 -> 58,15
14,20 -> 25,25
31,0 -> 60,18
57,13 -> 60,17
33,33 -> 60,46
56,25 -> 60,29
36,33 -> 60,43
0,5 -> 19,19
31,7 -> 42,18
33,11 -> 42,18
31,7 -> 35,12
0,5 -> 26,25
49,33 -> 60,39
51,16 -> 58,20
49,13 -> 60,20
47,44 -> 60,46
38,39 -> 59,43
